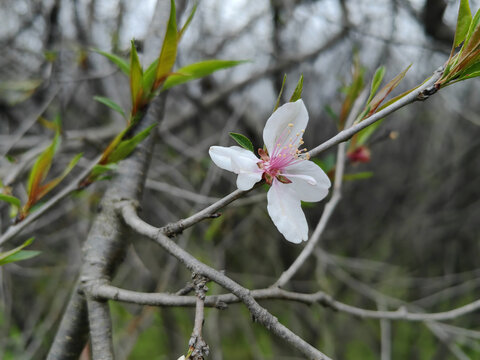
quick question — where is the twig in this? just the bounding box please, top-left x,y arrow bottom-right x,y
309,66 -> 444,157
120,202 -> 332,360
187,274 -> 210,360
90,283 -> 480,322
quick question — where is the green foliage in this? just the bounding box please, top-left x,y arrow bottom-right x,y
155,0 -> 178,87
0,193 -> 21,208
0,238 -> 40,266
366,66 -> 386,104
229,132 -> 254,153
130,40 -> 144,116
94,49 -> 130,75
107,124 -> 157,163
289,74 -> 303,102
454,0 -> 473,48
355,119 -> 384,146
273,74 -> 287,112
343,171 -> 374,181
366,64 -> 411,117
178,2 -> 198,41
437,4 -> 480,86
93,96 -> 125,118
163,60 -> 247,90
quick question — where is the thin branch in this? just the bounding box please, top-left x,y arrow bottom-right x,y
309,67 -> 444,157
187,274 -> 210,360
86,296 -> 114,360
120,202 -> 332,360
90,283 -> 480,322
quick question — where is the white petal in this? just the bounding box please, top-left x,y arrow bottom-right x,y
263,100 -> 309,155
209,146 -> 262,190
267,181 -> 308,243
282,160 -> 331,202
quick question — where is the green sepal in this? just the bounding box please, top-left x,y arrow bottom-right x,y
229,132 -> 254,153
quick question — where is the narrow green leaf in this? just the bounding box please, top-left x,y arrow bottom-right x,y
229,132 -> 254,153
178,2 -> 198,41
36,153 -> 83,200
324,105 -> 338,122
91,163 -> 118,177
367,65 -> 411,116
155,0 -> 178,87
343,171 -> 374,181
0,237 -> 40,265
93,96 -> 125,118
94,49 -> 129,75
453,0 -> 472,48
143,58 -> 159,94
130,40 -> 144,114
273,74 -> 287,112
163,60 -> 247,89
289,74 -> 304,102
367,66 -> 386,104
107,124 -> 157,163
0,193 -> 21,208
462,8 -> 480,53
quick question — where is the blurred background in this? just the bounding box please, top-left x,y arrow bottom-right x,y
0,0 -> 479,359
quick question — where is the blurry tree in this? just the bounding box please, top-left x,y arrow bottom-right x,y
0,0 -> 479,359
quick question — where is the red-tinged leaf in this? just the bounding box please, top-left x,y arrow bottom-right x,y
462,8 -> 480,54
155,0 -> 177,89
178,2 -> 197,41
130,40 -> 144,115
453,0 -> 472,49
35,153 -> 82,200
27,129 -> 60,197
367,65 -> 411,116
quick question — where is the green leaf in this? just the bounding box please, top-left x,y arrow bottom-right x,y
313,154 -> 336,173
367,66 -> 386,104
91,163 -> 118,177
0,193 -> 21,208
343,171 -> 374,181
130,40 -> 144,114
324,105 -> 338,122
36,153 -> 83,200
0,238 -> 40,266
229,132 -> 254,153
178,2 -> 197,41
94,49 -> 129,75
273,74 -> 287,112
163,60 -> 247,89
27,128 -> 60,196
143,58 -> 159,94
453,0 -> 472,48
462,7 -> 480,54
356,119 -> 384,146
367,65 -> 411,116
289,74 -> 304,102
107,124 -> 157,163
93,96 -> 125,118
155,0 -> 178,87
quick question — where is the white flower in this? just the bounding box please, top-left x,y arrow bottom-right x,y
209,99 -> 331,243
177,356 -> 185,360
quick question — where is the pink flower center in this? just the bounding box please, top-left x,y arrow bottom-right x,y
257,123 -> 310,185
